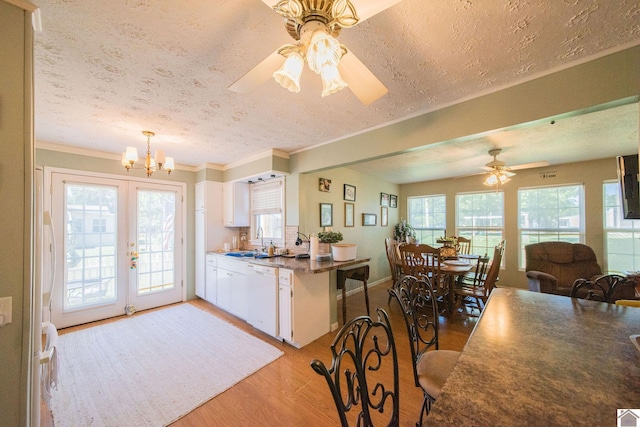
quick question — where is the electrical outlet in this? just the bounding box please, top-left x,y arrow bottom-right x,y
0,297 -> 12,326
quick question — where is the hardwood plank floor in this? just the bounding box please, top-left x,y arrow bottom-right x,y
173,281 -> 477,427
45,280 -> 477,427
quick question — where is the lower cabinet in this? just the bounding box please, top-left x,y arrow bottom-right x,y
278,268 -> 330,348
216,258 -> 247,320
204,255 -> 217,304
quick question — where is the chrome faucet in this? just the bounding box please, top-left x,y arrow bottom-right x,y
257,226 -> 265,252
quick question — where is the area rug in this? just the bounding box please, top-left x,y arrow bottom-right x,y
50,304 -> 284,426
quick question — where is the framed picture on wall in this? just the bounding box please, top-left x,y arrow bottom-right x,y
344,203 -> 354,227
380,192 -> 389,206
344,184 -> 356,201
319,178 -> 331,192
362,213 -> 377,226
381,206 -> 388,227
320,203 -> 333,227
390,194 -> 397,208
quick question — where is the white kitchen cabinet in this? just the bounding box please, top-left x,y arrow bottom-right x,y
223,181 -> 250,227
278,268 -> 330,348
216,257 -> 247,320
204,255 -> 217,304
195,181 -> 237,300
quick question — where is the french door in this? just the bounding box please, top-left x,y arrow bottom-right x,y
47,169 -> 184,328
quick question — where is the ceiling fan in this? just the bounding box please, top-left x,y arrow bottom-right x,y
228,0 -> 402,105
482,148 -> 549,186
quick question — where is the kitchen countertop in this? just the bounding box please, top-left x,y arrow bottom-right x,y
426,288 -> 640,426
207,251 -> 370,274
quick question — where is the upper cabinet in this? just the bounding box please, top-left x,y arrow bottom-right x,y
223,181 -> 250,227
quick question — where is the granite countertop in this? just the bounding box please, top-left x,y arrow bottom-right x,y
206,251 -> 370,274
426,288 -> 640,426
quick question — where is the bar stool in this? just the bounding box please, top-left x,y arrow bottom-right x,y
337,264 -> 370,324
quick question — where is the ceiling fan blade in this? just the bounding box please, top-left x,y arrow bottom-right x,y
339,50 -> 388,105
510,161 -> 550,170
228,50 -> 285,93
348,0 -> 402,23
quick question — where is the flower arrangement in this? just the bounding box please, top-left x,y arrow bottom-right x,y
317,231 -> 343,244
394,220 -> 416,242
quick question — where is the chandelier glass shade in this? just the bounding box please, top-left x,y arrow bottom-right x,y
483,170 -> 511,187
272,24 -> 348,97
121,131 -> 174,177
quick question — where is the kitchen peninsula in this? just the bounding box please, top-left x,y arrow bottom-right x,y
203,252 -> 370,348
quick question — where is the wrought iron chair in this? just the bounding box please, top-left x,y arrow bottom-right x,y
570,274 -> 637,303
388,275 -> 460,426
310,308 -> 400,427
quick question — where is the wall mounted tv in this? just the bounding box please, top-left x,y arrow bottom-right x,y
617,154 -> 640,219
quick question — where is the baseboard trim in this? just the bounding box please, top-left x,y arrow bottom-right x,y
336,276 -> 390,301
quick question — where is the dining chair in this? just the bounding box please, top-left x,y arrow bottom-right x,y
453,246 -> 502,314
385,237 -> 402,303
455,236 -> 471,255
570,274 -> 637,303
310,308 -> 400,427
388,275 -> 460,427
399,244 -> 448,313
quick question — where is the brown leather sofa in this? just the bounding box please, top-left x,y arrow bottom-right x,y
525,242 -> 602,296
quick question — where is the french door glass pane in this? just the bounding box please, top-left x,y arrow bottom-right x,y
64,183 -> 117,309
137,189 -> 175,295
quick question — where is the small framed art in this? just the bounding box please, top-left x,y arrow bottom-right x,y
381,206 -> 388,227
380,192 -> 389,207
344,203 -> 355,227
319,178 -> 331,192
390,194 -> 397,208
320,203 -> 333,227
344,184 -> 356,202
362,213 -> 377,226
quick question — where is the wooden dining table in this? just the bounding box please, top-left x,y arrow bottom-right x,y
426,287 -> 640,426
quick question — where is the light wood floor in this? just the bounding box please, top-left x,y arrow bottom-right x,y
45,280 -> 478,426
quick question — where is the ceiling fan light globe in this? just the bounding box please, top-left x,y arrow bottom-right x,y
498,173 -> 511,184
320,64 -> 348,97
273,51 -> 304,92
306,29 -> 341,74
484,173 -> 499,187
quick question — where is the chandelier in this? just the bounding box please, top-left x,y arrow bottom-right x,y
483,170 -> 511,187
273,20 -> 348,97
121,131 -> 174,177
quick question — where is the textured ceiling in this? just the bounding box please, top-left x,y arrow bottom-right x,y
33,0 -> 640,182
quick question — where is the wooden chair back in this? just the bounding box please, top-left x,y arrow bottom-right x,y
455,236 -> 471,255
385,237 -> 401,283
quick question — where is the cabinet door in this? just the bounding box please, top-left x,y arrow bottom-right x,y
216,267 -> 232,311
279,284 -> 292,342
195,210 -> 206,298
205,261 -> 217,304
230,273 -> 247,320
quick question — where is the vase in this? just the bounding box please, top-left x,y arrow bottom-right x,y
331,243 -> 357,261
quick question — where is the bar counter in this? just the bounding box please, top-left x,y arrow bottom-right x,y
207,251 -> 370,274
427,288 -> 640,426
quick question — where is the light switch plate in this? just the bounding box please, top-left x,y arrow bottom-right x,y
0,297 -> 12,326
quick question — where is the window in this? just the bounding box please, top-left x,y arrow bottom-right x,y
518,184 -> 584,268
92,218 -> 107,233
407,195 -> 445,245
603,181 -> 640,274
251,178 -> 284,247
456,191 -> 504,257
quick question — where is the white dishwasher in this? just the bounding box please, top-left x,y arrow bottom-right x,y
246,264 -> 278,338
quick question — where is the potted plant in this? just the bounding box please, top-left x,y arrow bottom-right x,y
318,231 -> 357,261
394,220 -> 416,243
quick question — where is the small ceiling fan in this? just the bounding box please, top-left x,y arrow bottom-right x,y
228,0 -> 402,105
482,148 -> 549,186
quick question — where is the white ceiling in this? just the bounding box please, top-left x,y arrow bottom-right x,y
33,0 -> 640,183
